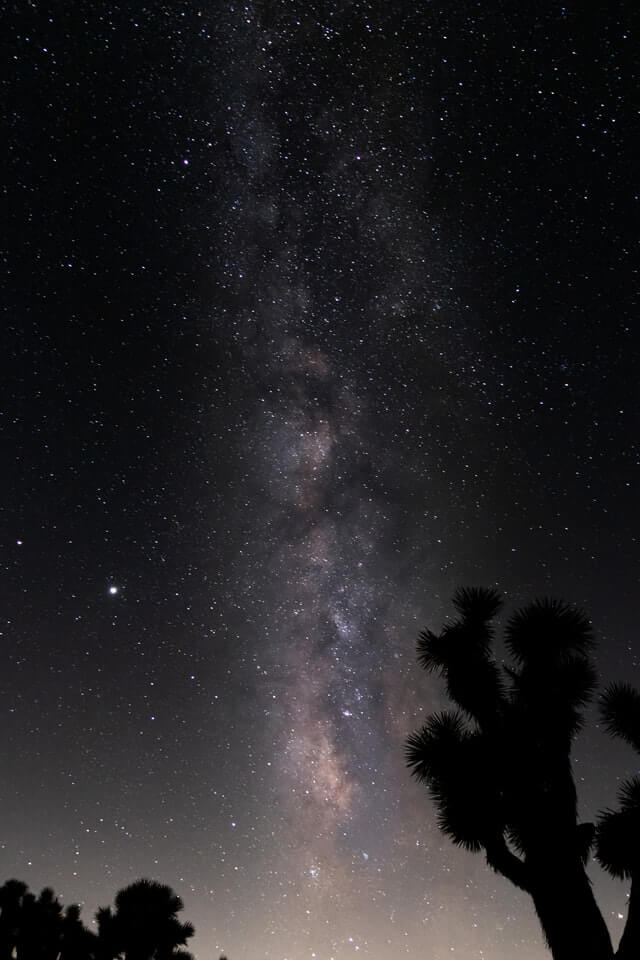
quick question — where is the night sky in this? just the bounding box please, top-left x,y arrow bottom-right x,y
2,2 -> 638,959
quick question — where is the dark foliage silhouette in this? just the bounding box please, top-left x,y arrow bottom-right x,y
0,880 -> 28,960
0,879 -> 194,960
19,887 -> 63,960
406,587 -> 640,960
97,880 -> 194,960
60,904 -> 99,960
0,881 -> 95,960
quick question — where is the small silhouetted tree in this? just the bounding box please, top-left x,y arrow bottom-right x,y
96,880 -> 194,960
0,882 -> 94,960
0,880 -> 28,960
19,887 -> 63,960
406,588 -> 640,960
60,904 -> 98,960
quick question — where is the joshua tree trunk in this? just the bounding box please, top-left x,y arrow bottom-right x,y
616,875 -> 640,960
530,863 -> 614,960
406,590 -> 640,960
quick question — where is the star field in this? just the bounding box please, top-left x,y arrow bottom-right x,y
2,2 -> 638,959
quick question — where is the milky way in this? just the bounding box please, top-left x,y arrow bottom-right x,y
3,2 -> 637,960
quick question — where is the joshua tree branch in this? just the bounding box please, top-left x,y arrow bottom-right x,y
484,835 -> 530,892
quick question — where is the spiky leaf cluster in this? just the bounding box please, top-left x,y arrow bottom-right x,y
98,880 -> 194,960
595,684 -> 640,880
417,588 -> 505,727
406,711 -> 501,851
596,778 -> 640,879
600,683 -> 640,751
504,599 -> 594,665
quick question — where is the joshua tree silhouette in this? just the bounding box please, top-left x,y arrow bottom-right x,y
406,587 -> 640,960
97,879 -> 194,960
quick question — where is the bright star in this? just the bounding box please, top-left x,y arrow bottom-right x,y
108,585 -> 119,595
